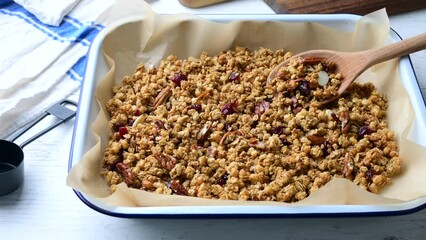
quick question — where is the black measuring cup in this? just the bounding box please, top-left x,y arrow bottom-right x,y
0,100 -> 78,196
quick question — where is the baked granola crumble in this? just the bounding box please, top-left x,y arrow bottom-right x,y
101,47 -> 401,203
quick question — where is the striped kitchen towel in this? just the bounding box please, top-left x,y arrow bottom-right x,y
0,0 -> 113,139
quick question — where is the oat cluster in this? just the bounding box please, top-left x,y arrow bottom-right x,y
101,47 -> 401,203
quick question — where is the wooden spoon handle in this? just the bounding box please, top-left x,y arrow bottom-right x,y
363,32 -> 426,68
178,0 -> 227,8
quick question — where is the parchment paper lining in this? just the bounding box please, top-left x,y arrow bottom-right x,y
67,0 -> 426,207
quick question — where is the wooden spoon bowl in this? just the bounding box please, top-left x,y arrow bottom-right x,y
268,33 -> 426,105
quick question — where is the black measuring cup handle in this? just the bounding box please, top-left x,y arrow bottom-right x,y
10,99 -> 78,148
0,99 -> 78,196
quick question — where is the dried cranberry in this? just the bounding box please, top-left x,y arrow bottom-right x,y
171,73 -> 188,87
297,80 -> 310,96
222,104 -> 235,115
105,162 -> 114,171
216,174 -> 228,186
134,109 -> 141,116
113,124 -> 119,132
113,123 -> 125,132
269,126 -> 284,136
251,120 -> 259,128
189,104 -> 202,112
358,125 -> 373,138
105,157 -> 123,171
221,101 -> 238,116
322,140 -> 332,156
365,170 -> 376,183
118,126 -> 128,138
280,137 -> 291,146
366,171 -> 372,179
228,72 -> 240,82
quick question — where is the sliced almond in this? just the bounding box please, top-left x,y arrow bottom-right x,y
317,70 -> 329,86
132,115 -> 144,127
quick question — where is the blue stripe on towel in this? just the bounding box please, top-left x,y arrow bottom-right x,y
0,2 -> 104,46
0,1 -> 105,83
67,56 -> 86,82
63,15 -> 105,30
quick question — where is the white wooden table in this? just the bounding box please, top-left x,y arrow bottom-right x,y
1,1 -> 425,239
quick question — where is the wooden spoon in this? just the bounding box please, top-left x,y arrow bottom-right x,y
267,32 -> 426,105
178,0 -> 227,8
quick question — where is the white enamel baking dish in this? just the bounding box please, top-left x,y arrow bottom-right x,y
68,14 -> 426,217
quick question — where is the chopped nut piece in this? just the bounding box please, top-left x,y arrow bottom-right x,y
153,86 -> 172,108
219,130 -> 242,146
307,135 -> 326,145
154,152 -> 176,171
248,138 -> 266,149
154,120 -> 166,130
169,180 -> 188,196
197,89 -> 213,100
340,111 -> 351,134
343,153 -> 354,178
255,101 -> 270,116
196,123 -> 212,145
116,163 -> 134,185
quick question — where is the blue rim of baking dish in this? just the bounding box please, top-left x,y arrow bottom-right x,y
68,14 -> 426,218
